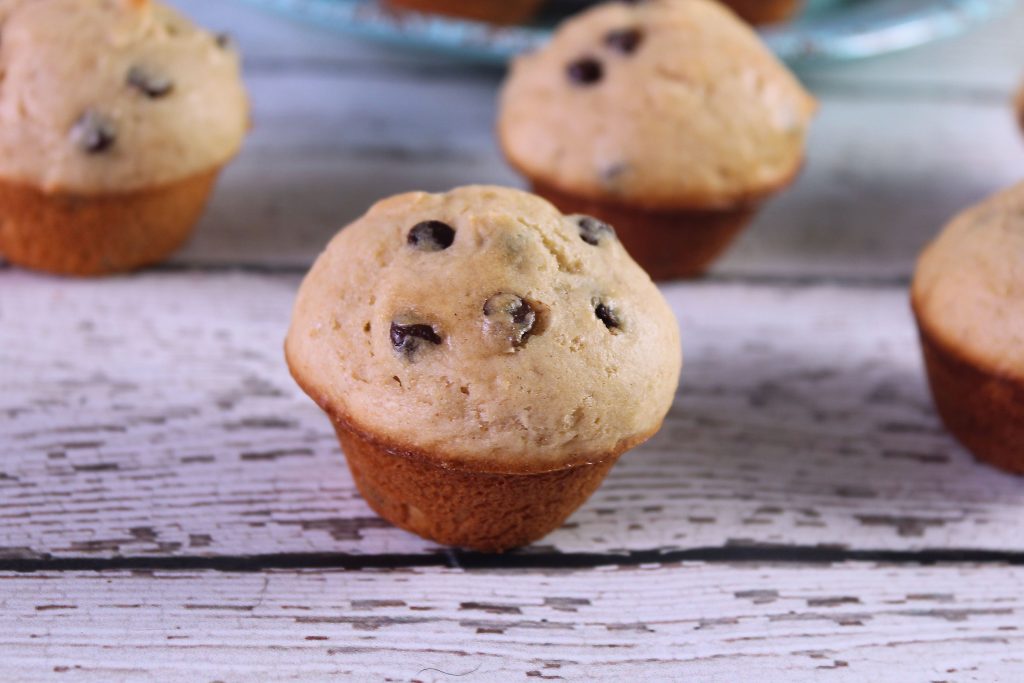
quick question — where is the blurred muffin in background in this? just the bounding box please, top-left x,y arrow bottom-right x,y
497,0 -> 816,280
0,0 -> 249,276
720,0 -> 803,25
384,0 -> 544,24
912,182 -> 1024,475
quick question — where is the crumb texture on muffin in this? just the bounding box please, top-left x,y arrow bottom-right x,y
498,0 -> 816,210
912,181 -> 1024,380
286,186 -> 682,470
0,0 -> 248,193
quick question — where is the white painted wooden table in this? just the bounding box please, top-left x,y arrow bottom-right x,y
3,2 -> 1024,680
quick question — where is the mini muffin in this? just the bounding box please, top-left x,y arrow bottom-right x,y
384,0 -> 544,25
498,0 -> 816,280
286,185 -> 682,551
721,0 -> 802,25
912,182 -> 1024,475
0,0 -> 249,276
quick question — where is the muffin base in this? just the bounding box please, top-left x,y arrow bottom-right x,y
0,169 -> 220,276
532,181 -> 756,280
333,421 -> 622,552
383,0 -> 542,24
722,0 -> 802,24
915,314 -> 1024,475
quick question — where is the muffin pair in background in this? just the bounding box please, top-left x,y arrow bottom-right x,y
0,0 -> 249,276
385,0 -> 803,26
0,0 -> 812,280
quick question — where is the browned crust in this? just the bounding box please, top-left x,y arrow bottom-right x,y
721,0 -> 802,25
0,169 -> 220,276
335,421 -> 620,551
532,179 -> 756,280
913,303 -> 1024,475
285,339 -> 660,475
383,0 -> 543,24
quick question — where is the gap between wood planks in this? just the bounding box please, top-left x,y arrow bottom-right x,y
4,545 -> 1024,574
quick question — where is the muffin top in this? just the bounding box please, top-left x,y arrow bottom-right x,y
913,182 -> 1024,379
498,0 -> 816,211
286,186 -> 682,472
0,0 -> 248,193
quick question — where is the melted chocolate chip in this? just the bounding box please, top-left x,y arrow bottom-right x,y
605,28 -> 644,54
577,216 -> 616,246
593,299 -> 622,331
567,57 -> 603,86
407,221 -> 456,252
390,321 -> 442,359
72,111 -> 116,154
127,66 -> 174,99
215,32 -> 233,49
483,293 -> 537,348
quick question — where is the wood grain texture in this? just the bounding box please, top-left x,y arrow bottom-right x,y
2,563 -> 1023,681
4,273 -> 1024,559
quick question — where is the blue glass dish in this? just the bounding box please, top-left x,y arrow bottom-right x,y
237,0 -> 1015,65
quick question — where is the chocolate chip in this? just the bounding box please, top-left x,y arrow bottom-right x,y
567,57 -> 603,86
483,293 -> 537,348
72,111 -> 116,154
577,216 -> 616,246
593,299 -> 621,331
605,28 -> 643,54
215,32 -> 233,49
390,321 -> 442,359
127,66 -> 174,99
407,221 -> 456,251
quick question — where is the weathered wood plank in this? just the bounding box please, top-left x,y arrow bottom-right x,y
4,272 -> 1024,559
158,68 -> 1023,279
1,563 -> 1022,681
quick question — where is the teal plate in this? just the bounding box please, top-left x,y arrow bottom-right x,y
237,0 -> 1016,65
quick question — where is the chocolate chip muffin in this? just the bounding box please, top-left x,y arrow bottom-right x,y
384,0 -> 543,25
912,182 -> 1024,475
0,0 -> 249,276
498,0 -> 816,280
722,0 -> 802,25
286,185 -> 682,551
